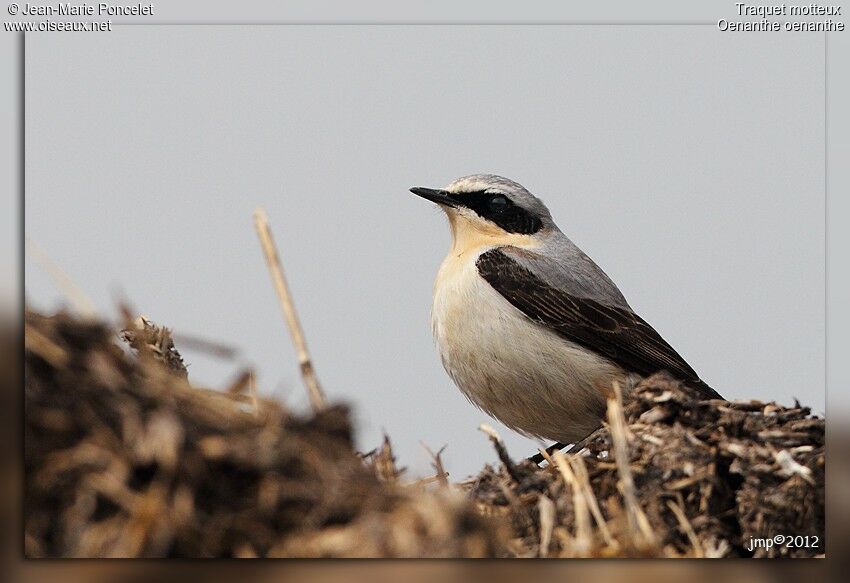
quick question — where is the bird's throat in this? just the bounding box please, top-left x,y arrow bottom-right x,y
445,210 -> 538,259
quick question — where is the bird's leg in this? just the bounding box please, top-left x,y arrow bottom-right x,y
528,427 -> 607,465
564,427 -> 604,454
528,441 -> 567,464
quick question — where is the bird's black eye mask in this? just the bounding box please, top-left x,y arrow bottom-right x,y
410,186 -> 543,235
453,191 -> 543,235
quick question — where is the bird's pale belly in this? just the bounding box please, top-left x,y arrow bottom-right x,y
431,251 -> 631,443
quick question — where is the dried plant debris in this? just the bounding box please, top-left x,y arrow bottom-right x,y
120,315 -> 187,377
24,310 -> 824,558
24,310 -> 501,558
465,374 -> 824,558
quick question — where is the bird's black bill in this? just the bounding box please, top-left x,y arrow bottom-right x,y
409,187 -> 457,208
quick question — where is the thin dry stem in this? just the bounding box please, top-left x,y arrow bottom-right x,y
569,455 -> 615,548
537,495 -> 556,558
372,435 -> 399,483
553,452 -> 592,554
479,424 -> 521,482
170,331 -> 240,360
26,237 -> 97,318
607,381 -> 657,549
253,207 -> 327,412
24,323 -> 69,367
225,369 -> 253,395
421,443 -> 450,487
404,475 -> 442,488
535,447 -> 554,465
666,500 -> 703,558
247,370 -> 259,416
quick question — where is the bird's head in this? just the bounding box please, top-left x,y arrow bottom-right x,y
410,174 -> 553,251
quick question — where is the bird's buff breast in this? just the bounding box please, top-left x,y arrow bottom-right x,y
431,249 -> 625,443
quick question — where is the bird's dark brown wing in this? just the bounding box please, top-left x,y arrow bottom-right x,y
476,248 -> 722,400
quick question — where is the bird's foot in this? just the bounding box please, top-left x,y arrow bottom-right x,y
528,441 -> 567,465
527,428 -> 605,465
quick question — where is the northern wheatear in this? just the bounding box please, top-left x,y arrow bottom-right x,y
411,174 -> 721,447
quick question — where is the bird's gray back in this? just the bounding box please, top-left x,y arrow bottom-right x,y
501,230 -> 631,310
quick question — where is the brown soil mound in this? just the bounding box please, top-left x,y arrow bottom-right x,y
23,310 -> 823,557
23,311 -> 500,558
465,375 -> 824,557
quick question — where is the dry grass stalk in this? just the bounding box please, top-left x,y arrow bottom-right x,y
169,331 -> 240,360
536,495 -> 556,557
422,443 -> 450,487
26,237 -> 97,319
368,435 -> 400,483
478,423 -> 522,483
224,368 -> 253,395
666,499 -> 703,557
253,208 -> 327,412
552,452 -> 592,555
568,454 -> 614,549
606,382 -> 657,550
24,323 -> 68,367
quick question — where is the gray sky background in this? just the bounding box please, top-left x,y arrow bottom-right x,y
24,26 -> 825,478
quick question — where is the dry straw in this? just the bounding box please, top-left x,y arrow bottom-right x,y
253,207 -> 327,412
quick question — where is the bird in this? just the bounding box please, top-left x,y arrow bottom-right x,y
410,174 -> 722,449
